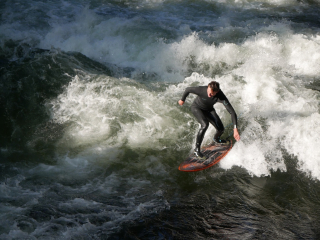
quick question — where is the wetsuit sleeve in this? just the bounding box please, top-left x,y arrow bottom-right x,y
180,87 -> 201,101
224,102 -> 238,128
218,92 -> 238,128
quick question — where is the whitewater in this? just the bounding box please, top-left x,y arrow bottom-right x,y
1,0 -> 320,239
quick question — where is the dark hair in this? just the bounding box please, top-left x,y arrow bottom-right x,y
208,81 -> 220,92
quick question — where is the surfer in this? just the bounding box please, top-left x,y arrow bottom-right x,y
178,81 -> 240,158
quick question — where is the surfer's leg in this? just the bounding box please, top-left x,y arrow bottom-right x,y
191,106 -> 208,158
206,110 -> 225,142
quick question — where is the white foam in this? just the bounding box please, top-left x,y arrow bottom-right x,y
165,26 -> 320,178
285,34 -> 320,76
220,32 -> 320,177
29,4 -> 319,180
47,24 -> 320,179
48,74 -> 188,153
280,113 -> 320,179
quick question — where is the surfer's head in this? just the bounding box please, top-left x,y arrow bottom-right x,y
207,81 -> 220,98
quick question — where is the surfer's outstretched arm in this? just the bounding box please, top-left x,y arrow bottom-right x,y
180,87 -> 200,101
179,87 -> 201,106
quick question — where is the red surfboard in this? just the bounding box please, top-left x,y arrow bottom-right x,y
178,140 -> 233,172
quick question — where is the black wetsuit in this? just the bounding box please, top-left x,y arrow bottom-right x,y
181,86 -> 237,150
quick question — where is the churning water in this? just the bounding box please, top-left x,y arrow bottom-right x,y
1,0 -> 320,239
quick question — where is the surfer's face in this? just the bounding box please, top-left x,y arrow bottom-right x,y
207,87 -> 219,98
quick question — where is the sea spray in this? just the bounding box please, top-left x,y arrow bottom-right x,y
2,0 -> 320,239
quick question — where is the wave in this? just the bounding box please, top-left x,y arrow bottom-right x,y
2,7 -> 320,179
1,1 -> 320,238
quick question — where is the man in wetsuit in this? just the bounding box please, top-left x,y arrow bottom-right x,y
178,81 -> 240,159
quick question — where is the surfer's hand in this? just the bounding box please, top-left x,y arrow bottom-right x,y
234,128 -> 240,141
178,100 -> 184,106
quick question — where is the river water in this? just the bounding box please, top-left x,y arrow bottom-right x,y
1,0 -> 320,239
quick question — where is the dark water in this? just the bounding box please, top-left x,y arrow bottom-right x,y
1,0 -> 320,239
